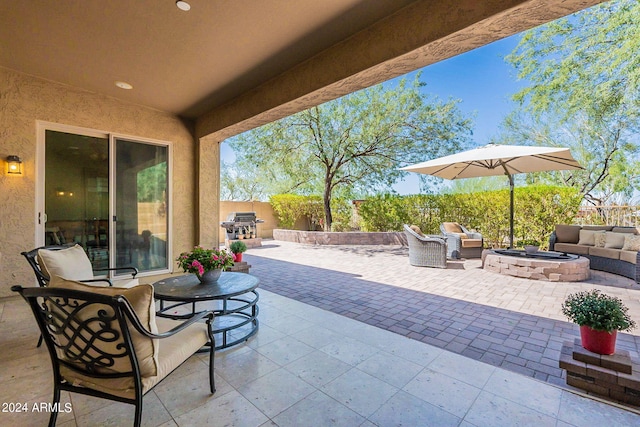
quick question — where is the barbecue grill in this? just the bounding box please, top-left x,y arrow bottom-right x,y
220,212 -> 264,241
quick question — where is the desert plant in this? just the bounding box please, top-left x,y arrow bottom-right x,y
561,289 -> 636,332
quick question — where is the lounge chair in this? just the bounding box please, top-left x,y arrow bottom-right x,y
440,222 -> 483,259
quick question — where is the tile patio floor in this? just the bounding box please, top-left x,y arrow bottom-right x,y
1,239 -> 639,426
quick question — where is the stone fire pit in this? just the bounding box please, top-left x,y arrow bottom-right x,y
483,249 -> 590,282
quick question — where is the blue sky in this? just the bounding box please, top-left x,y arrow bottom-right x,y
221,33 -> 528,195
392,34 -> 528,194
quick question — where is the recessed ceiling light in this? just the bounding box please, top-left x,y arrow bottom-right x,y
176,1 -> 191,11
115,81 -> 133,90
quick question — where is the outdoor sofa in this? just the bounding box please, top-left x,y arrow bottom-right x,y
549,224 -> 640,283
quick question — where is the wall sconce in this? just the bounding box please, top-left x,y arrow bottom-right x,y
6,155 -> 23,175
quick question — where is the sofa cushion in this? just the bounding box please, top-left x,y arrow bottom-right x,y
620,250 -> 638,264
612,227 -> 639,234
588,247 -> 621,260
49,277 -> 159,377
555,225 -> 581,243
622,234 -> 640,252
577,229 -> 605,246
553,242 -> 590,255
583,225 -> 613,231
594,232 -> 607,248
604,232 -> 627,249
461,239 -> 482,248
37,244 -> 94,281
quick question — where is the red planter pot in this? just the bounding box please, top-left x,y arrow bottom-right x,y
580,325 -> 617,355
234,252 -> 243,263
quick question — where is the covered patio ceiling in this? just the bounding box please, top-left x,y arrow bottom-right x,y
0,0 -> 603,140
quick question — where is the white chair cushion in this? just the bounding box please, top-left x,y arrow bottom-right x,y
37,244 -> 94,281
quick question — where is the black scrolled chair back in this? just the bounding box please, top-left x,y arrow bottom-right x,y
43,290 -> 134,376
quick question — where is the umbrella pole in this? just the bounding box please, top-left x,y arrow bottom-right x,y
508,174 -> 514,249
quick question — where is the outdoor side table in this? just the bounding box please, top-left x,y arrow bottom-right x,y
153,272 -> 259,349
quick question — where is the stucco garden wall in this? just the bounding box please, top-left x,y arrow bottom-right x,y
0,67 -> 205,297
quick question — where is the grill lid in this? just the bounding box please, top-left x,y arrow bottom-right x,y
226,212 -> 257,222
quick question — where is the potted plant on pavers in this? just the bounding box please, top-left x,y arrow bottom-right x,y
229,240 -> 247,263
561,289 -> 636,355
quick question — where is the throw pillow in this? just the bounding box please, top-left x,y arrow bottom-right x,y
409,225 -> 425,237
442,222 -> 463,234
48,276 -> 159,377
37,244 -> 94,281
594,232 -> 607,248
577,229 -> 604,246
622,234 -> 640,251
604,232 -> 626,249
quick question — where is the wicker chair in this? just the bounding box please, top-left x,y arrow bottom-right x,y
403,224 -> 447,268
440,222 -> 484,259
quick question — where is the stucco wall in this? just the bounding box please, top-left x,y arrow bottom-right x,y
0,67 -> 205,297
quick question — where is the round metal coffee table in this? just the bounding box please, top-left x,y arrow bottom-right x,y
153,272 -> 259,349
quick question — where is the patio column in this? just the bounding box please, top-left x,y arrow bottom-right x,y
197,135 -> 221,247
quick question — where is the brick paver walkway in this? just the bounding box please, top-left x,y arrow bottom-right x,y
245,240 -> 640,390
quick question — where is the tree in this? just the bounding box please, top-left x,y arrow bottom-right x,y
507,0 -> 640,120
227,75 -> 473,230
503,0 -> 640,205
495,110 -> 640,205
220,160 -> 270,201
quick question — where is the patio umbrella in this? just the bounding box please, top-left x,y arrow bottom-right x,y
401,143 -> 582,248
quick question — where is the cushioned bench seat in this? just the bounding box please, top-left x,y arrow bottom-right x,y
550,224 -> 640,282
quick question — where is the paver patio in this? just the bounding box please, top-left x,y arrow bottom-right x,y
2,239 -> 640,425
247,240 -> 640,393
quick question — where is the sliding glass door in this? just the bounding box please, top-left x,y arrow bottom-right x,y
114,138 -> 168,272
42,127 -> 170,275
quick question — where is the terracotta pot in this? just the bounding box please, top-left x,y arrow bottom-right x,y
234,252 -> 243,262
580,325 -> 617,355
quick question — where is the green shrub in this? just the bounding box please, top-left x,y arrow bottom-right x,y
270,194 -> 324,230
358,194 -> 410,232
229,240 -> 247,254
357,185 -> 581,247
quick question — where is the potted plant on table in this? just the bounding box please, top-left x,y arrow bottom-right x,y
562,289 -> 636,355
176,246 -> 235,284
229,240 -> 247,262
